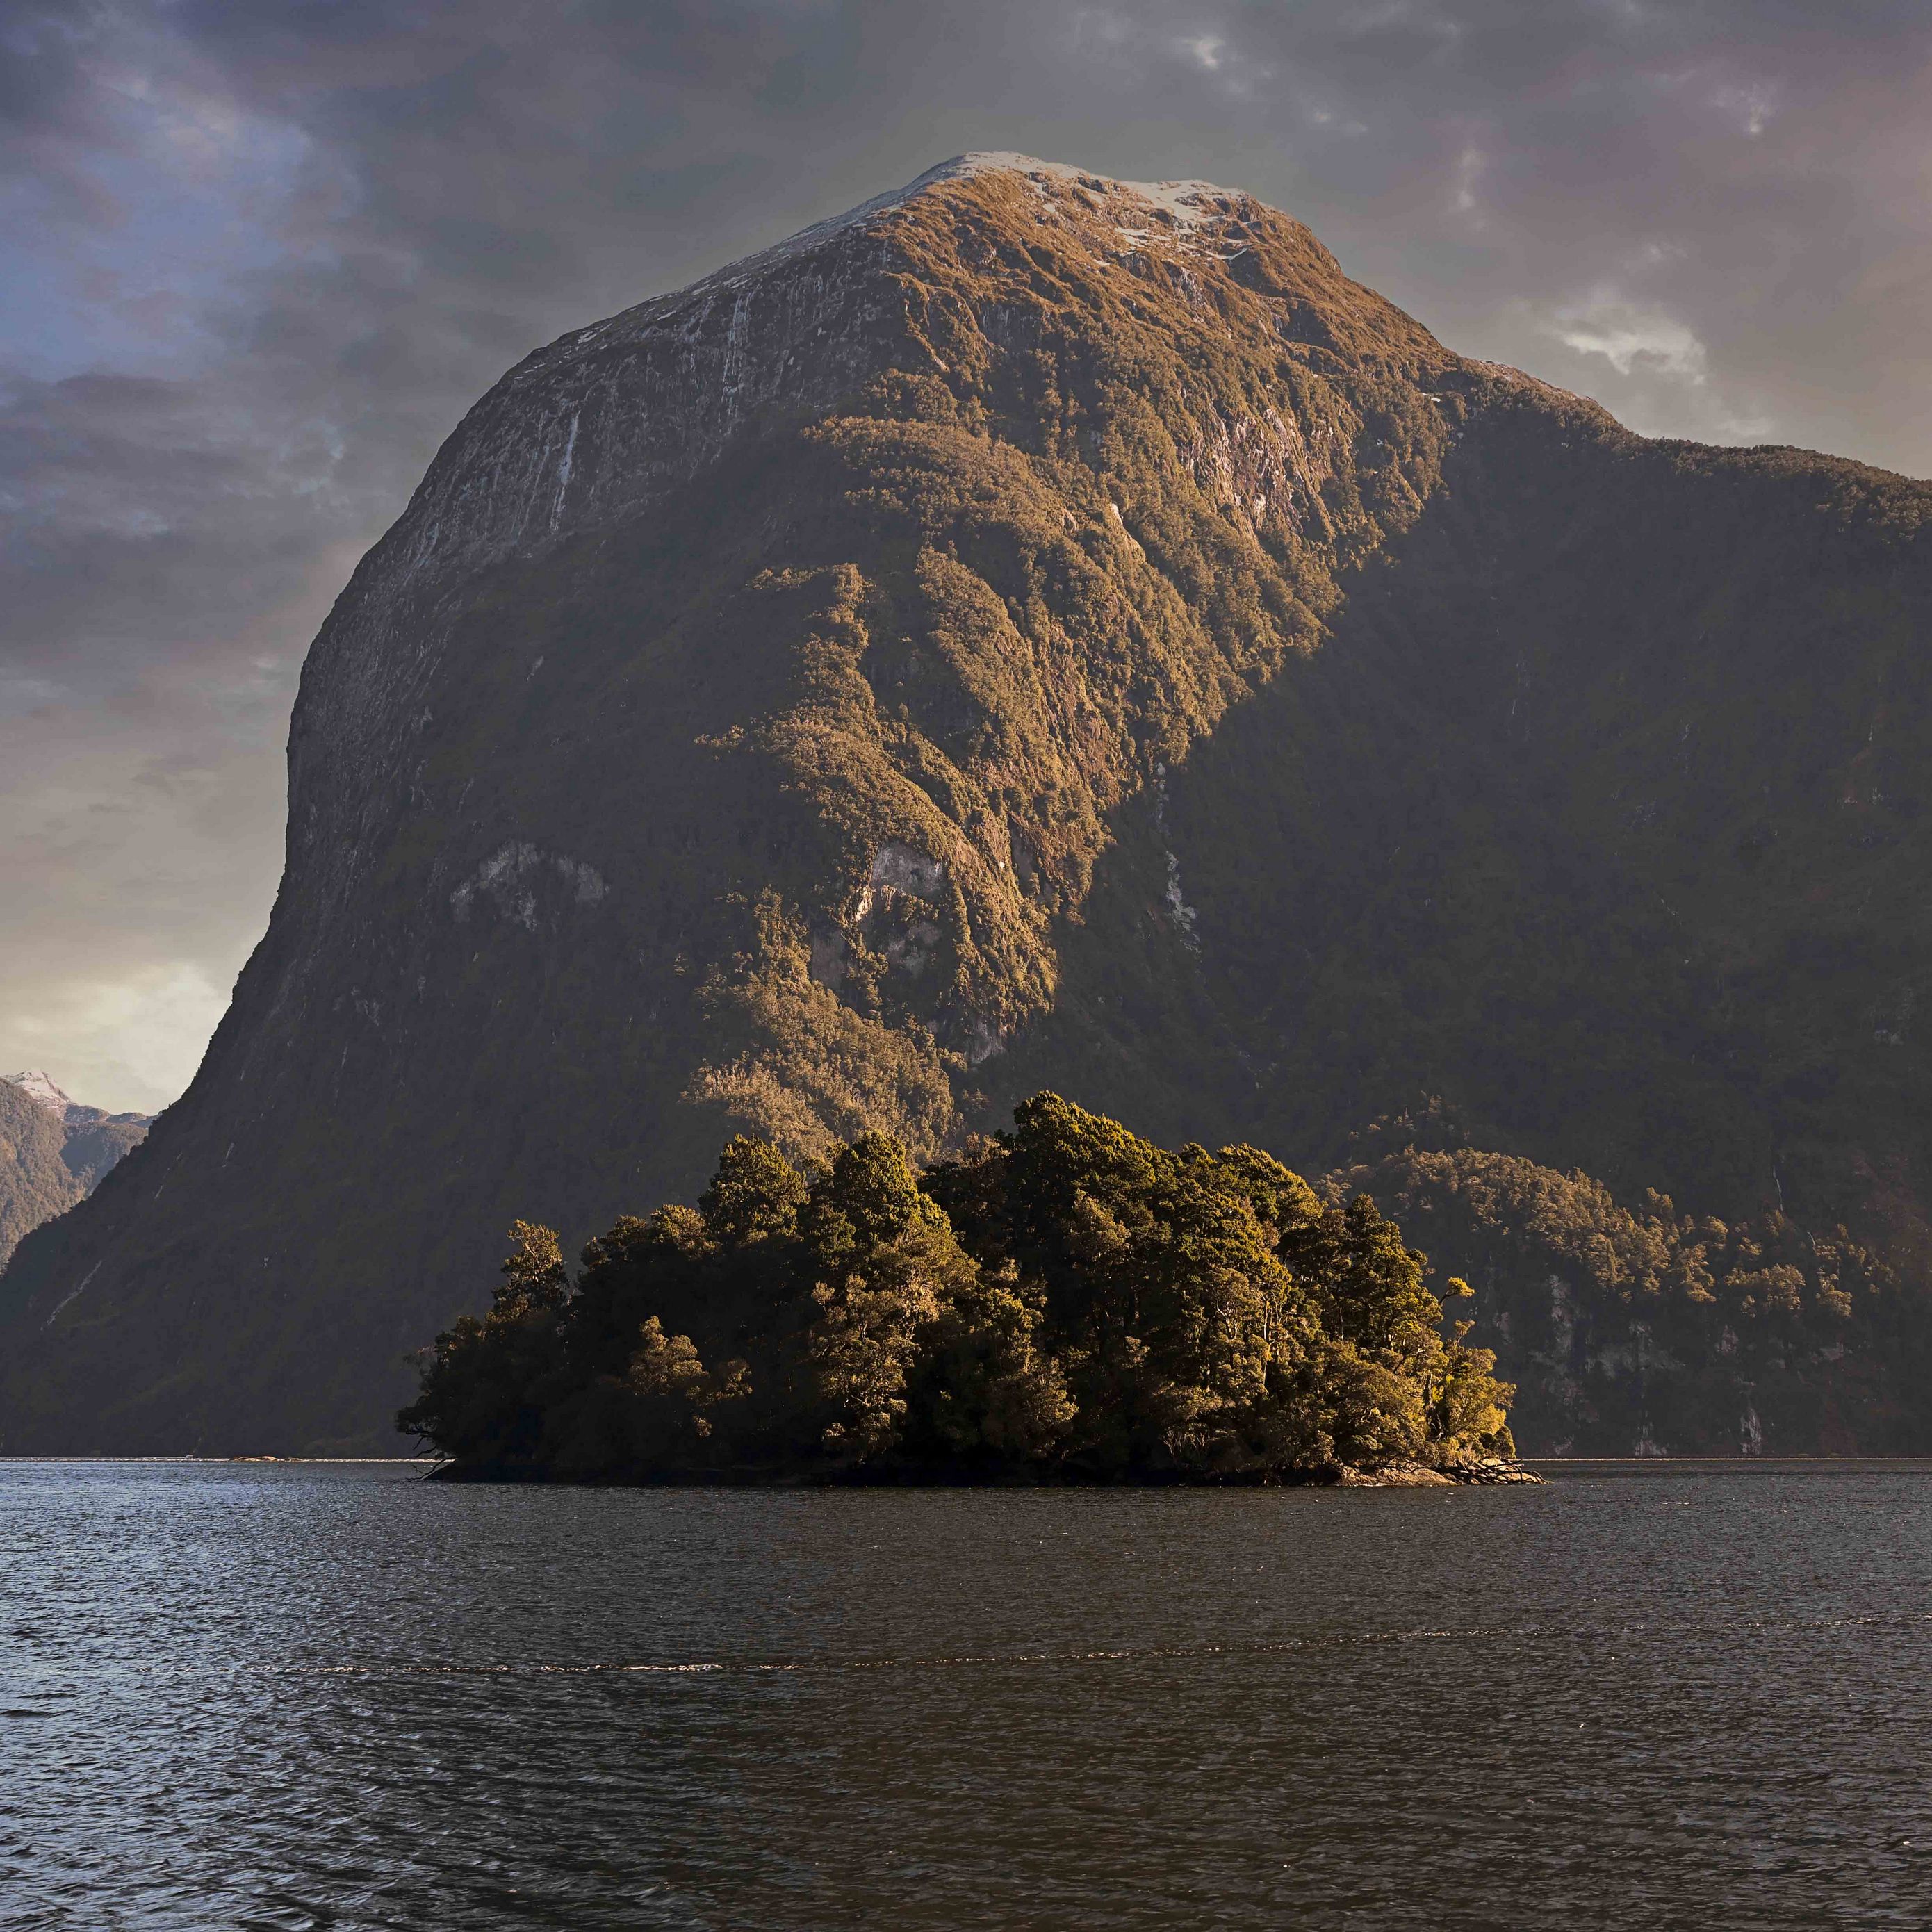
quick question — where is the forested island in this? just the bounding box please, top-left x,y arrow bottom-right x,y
400,1093 -> 1526,1484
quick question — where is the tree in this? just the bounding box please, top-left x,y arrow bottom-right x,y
1289,1193 -> 1442,1353
802,1130 -> 945,1258
700,1136 -> 807,1245
906,1263 -> 1076,1462
493,1220 -> 570,1318
398,1096 -> 1521,1482
397,1221 -> 573,1466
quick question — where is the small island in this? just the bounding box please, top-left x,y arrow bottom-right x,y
400,1093 -> 1532,1485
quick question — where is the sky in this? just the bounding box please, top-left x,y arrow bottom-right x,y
6,0 -> 1932,1113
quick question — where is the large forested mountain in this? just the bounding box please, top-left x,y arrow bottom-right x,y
1,154 -> 1926,1455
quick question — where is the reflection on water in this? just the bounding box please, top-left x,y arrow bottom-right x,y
3,1460 -> 1929,1928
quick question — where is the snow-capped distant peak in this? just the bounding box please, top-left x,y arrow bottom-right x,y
3,1070 -> 72,1116
3,1070 -> 154,1134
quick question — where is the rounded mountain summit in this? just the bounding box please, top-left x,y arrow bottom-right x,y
4,155 -> 1928,1455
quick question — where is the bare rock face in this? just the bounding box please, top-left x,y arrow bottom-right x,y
2,154 -> 1929,1455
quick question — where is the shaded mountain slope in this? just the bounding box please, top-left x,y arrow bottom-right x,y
58,1113 -> 152,1194
2,154 -> 1926,1455
1012,391 -> 1932,1245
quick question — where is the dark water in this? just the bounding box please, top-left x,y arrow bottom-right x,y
4,1462 -> 1931,1929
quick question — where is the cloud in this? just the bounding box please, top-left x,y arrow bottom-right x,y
1550,294 -> 1707,382
3,959 -> 229,1116
4,0 -> 1932,1107
1711,79 -> 1780,138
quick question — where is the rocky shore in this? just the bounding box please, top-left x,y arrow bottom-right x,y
1330,1457 -> 1542,1487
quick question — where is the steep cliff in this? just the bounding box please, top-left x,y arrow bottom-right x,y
2,154 -> 1926,1454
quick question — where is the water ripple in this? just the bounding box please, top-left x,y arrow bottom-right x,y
4,1461 -> 1931,1929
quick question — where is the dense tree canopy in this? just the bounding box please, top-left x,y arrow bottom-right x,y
399,1094 -> 1513,1480
1326,1102 -> 1921,1452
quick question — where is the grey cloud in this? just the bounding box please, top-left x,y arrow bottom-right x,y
4,0 -> 1931,1108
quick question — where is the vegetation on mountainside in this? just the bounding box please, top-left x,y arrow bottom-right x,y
0,1079 -> 145,1270
1321,1104 -> 1928,1454
648,172 -> 1467,1161
399,1093 -> 1514,1481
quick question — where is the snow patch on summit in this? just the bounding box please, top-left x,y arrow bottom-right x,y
4,1070 -> 71,1115
935,153 -> 1227,228
3,1070 -> 152,1130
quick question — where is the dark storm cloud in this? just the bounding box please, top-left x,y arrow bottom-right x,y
6,0 -> 1931,1106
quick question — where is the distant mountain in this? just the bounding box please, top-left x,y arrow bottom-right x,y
1,154 -> 1926,1456
0,1073 -> 151,1268
7,1070 -> 74,1115
0,1082 -> 82,1271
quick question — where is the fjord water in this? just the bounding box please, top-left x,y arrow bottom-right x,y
4,1463 -> 1928,1929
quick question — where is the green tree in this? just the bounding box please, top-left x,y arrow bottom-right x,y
700,1135 -> 807,1246
493,1220 -> 571,1317
803,1129 -> 946,1257
399,1095 -> 1521,1482
397,1220 -> 573,1466
808,1218 -> 969,1460
1290,1193 -> 1442,1352
906,1263 -> 1076,1462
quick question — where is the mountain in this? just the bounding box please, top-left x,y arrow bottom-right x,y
1,154 -> 1926,1456
7,1071 -> 74,1115
0,1073 -> 151,1268
0,1081 -> 81,1270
